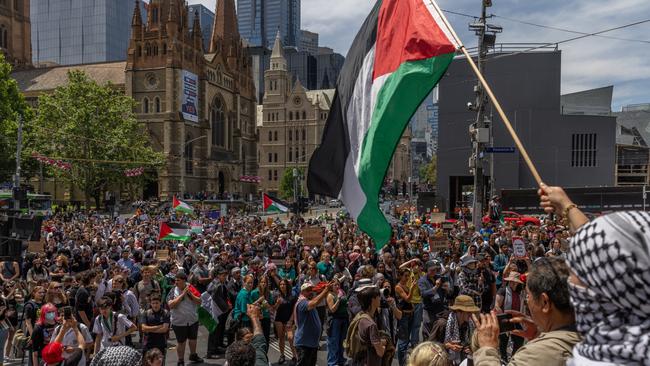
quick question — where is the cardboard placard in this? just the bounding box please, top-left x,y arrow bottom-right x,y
441,222 -> 454,230
430,213 -> 446,224
28,241 -> 44,253
155,249 -> 169,260
429,238 -> 449,253
512,237 -> 527,258
302,227 -> 323,246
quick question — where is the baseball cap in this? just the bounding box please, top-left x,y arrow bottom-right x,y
42,342 -> 64,365
300,283 -> 314,292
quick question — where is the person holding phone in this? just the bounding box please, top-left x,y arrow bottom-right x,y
494,272 -> 526,362
41,317 -> 88,366
472,257 -> 579,366
50,313 -> 93,366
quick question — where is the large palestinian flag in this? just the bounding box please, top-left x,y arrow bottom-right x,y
159,222 -> 191,241
307,0 -> 459,250
173,196 -> 194,214
263,193 -> 290,213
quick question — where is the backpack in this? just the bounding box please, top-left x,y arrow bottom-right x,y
343,312 -> 372,361
427,311 -> 451,344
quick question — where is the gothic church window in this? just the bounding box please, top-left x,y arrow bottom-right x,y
211,97 -> 225,147
302,111 -> 306,120
154,97 -> 161,113
289,112 -> 293,120
143,98 -> 149,113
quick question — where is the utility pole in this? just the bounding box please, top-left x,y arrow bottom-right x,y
469,0 -> 501,228
13,115 -> 23,210
293,168 -> 299,217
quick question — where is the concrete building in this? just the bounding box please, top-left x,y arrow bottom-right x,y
436,49 -> 617,214
0,0 -> 31,69
13,0 -> 258,199
300,29 -> 318,54
237,0 -> 300,49
31,0 -> 145,66
257,32 -> 334,195
188,3 -> 215,52
614,103 -> 650,186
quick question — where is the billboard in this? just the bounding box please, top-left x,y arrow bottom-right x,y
181,70 -> 199,123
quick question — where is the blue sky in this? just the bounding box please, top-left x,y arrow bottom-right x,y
191,0 -> 650,111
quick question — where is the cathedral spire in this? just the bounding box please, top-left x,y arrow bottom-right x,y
270,30 -> 287,71
210,0 -> 240,53
131,0 -> 143,27
166,0 -> 179,37
192,9 -> 203,51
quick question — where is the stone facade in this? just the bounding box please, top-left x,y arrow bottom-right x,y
11,0 -> 258,200
0,0 -> 31,68
125,0 -> 257,199
257,32 -> 334,195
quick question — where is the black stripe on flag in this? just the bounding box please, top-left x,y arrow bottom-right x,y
307,0 -> 382,198
166,222 -> 190,230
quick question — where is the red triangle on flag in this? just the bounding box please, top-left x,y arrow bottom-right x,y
173,195 -> 180,208
159,222 -> 172,240
263,193 -> 273,210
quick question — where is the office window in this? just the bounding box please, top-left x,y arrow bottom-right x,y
571,133 -> 597,167
268,153 -> 272,163
274,153 -> 278,162
289,147 -> 292,162
268,170 -> 272,181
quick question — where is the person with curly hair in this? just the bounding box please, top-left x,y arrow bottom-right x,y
225,304 -> 267,366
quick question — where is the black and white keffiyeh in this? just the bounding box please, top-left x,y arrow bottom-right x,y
90,346 -> 142,366
567,211 -> 650,365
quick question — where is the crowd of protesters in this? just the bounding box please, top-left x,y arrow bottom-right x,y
0,183 -> 647,366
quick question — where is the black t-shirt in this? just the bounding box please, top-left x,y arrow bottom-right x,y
140,309 -> 170,349
31,323 -> 57,356
23,300 -> 43,335
74,287 -> 93,324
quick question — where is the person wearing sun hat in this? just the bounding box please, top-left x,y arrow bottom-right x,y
444,295 -> 479,365
494,272 -> 526,361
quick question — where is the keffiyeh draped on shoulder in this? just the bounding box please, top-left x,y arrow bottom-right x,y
567,211 -> 650,365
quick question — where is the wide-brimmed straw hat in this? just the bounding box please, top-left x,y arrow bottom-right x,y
504,271 -> 524,284
449,295 -> 480,313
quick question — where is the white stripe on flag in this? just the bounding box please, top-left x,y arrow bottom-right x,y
340,45 -> 377,219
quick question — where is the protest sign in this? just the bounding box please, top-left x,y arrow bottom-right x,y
28,241 -> 44,253
429,238 -> 449,253
512,237 -> 527,258
430,213 -> 446,224
156,249 -> 169,260
303,227 -> 323,246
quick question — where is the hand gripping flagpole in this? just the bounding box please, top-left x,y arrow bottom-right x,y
428,0 -> 544,187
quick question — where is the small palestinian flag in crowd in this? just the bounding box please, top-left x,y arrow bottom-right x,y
173,196 -> 194,214
263,193 -> 289,213
159,222 -> 191,241
190,221 -> 203,234
307,0 -> 459,250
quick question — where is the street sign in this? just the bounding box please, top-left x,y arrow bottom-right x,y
485,147 -> 515,153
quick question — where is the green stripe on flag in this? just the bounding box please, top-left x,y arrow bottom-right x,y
357,53 -> 454,250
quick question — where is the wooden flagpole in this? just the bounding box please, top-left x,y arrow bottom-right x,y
427,0 -> 544,186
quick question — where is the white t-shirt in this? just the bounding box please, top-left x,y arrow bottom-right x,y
52,324 -> 93,366
92,312 -> 134,351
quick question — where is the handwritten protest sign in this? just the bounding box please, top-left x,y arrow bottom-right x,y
302,227 -> 323,247
512,237 -> 527,258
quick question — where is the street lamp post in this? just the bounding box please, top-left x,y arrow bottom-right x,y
293,168 -> 299,217
180,135 -> 207,197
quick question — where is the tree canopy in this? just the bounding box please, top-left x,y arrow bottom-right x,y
31,70 -> 163,206
0,54 -> 34,183
278,167 -> 305,201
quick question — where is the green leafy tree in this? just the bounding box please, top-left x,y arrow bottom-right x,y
278,167 -> 305,201
0,54 -> 34,183
32,71 -> 164,207
419,155 -> 437,186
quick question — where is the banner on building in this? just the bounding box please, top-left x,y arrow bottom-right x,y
181,70 -> 199,123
